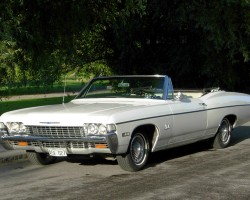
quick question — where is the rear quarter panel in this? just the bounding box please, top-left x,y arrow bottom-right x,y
200,91 -> 250,136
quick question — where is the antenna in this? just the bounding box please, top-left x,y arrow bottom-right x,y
62,75 -> 67,104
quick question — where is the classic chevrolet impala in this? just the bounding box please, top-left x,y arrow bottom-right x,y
1,75 -> 250,171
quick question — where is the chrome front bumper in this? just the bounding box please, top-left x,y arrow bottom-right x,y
0,132 -> 119,155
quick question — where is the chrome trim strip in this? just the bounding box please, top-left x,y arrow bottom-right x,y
116,104 -> 250,125
2,136 -> 106,143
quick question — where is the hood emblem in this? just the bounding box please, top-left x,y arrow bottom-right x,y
40,122 -> 60,124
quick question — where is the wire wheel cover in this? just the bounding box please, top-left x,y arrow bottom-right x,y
130,134 -> 147,165
219,120 -> 231,144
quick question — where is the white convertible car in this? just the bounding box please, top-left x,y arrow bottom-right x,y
1,75 -> 250,171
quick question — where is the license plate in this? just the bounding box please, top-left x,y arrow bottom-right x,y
47,148 -> 67,157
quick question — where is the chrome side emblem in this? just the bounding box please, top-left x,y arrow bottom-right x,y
165,124 -> 170,130
122,132 -> 130,137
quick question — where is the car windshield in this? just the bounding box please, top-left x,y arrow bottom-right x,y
77,76 -> 165,99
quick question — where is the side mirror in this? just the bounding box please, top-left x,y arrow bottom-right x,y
175,92 -> 184,101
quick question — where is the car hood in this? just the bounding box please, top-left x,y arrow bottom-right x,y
0,98 -> 167,125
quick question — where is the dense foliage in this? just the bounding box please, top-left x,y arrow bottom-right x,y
0,0 -> 249,91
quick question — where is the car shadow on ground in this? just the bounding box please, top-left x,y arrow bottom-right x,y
146,125 -> 250,169
64,154 -> 117,166
147,140 -> 212,168
230,125 -> 250,146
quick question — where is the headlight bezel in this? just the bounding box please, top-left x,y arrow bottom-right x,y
6,122 -> 27,135
83,123 -> 116,136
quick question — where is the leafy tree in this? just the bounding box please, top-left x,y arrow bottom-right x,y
0,0 -> 249,92
107,0 -> 250,90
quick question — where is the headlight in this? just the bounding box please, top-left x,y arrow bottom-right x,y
83,123 -> 116,136
9,122 -> 19,133
6,122 -> 27,135
98,124 -> 107,135
88,123 -> 99,135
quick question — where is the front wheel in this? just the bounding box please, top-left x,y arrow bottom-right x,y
27,152 -> 56,165
117,132 -> 150,172
213,118 -> 231,149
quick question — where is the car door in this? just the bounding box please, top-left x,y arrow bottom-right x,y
168,97 -> 207,144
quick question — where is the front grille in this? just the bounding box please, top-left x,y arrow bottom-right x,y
26,126 -> 85,138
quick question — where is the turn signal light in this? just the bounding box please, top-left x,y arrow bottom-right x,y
95,144 -> 107,149
18,141 -> 28,146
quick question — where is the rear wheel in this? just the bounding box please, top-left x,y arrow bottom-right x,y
213,118 -> 231,149
117,132 -> 150,172
27,152 -> 56,165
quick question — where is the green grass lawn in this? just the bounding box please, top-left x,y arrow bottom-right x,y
0,96 -> 75,115
0,83 -> 83,97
